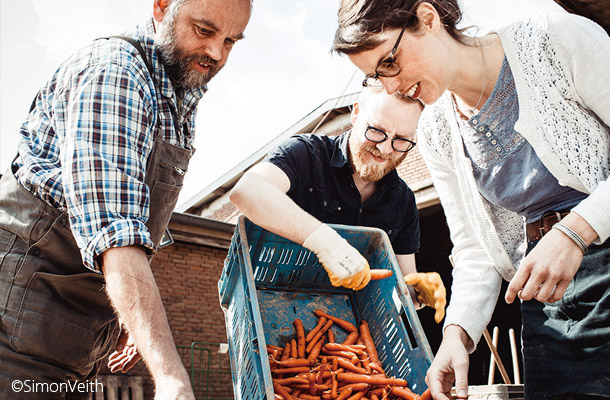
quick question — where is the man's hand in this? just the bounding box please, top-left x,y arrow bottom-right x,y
108,324 -> 142,373
426,325 -> 471,400
303,223 -> 371,290
404,272 -> 446,323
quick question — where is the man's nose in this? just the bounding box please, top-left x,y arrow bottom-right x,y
203,39 -> 224,62
377,138 -> 394,155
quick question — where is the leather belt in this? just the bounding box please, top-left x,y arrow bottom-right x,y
525,211 -> 570,242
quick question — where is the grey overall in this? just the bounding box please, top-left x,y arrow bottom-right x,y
0,132 -> 190,398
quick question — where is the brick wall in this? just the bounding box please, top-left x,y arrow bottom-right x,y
396,145 -> 431,185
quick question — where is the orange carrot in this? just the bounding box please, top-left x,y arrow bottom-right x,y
359,321 -> 379,364
273,382 -> 295,400
308,336 -> 326,361
306,320 -> 334,353
314,310 -> 358,333
336,358 -> 368,375
336,387 -> 354,400
389,386 -> 418,400
291,339 -> 298,359
369,270 -> 393,280
342,331 -> 360,345
295,319 -> 306,358
306,317 -> 327,343
418,388 -> 432,400
336,373 -> 407,387
274,358 -> 316,367
281,342 -> 292,361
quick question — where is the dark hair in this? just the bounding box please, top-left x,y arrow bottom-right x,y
333,0 -> 468,55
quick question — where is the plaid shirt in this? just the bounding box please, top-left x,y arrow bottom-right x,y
13,18 -> 206,272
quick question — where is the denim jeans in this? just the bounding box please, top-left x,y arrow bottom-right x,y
521,239 -> 610,399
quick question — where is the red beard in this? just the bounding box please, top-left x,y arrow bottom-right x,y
350,144 -> 406,182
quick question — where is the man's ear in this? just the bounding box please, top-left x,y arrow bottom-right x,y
351,101 -> 360,126
153,0 -> 172,23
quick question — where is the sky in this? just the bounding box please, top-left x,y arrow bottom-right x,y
0,0 -> 563,207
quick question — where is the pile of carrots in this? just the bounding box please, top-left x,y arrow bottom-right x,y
266,309 -> 432,400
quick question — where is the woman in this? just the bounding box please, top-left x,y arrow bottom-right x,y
332,1 -> 610,399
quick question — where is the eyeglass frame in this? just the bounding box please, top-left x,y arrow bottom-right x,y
362,21 -> 409,87
364,125 -> 416,153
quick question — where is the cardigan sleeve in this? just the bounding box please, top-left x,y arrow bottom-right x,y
418,105 -> 503,352
549,13 -> 610,243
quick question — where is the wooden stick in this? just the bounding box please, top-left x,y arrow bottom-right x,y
487,326 -> 499,385
509,328 -> 521,384
483,327 -> 511,384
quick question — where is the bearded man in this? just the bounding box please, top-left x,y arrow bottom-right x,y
0,0 -> 251,398
230,86 -> 446,321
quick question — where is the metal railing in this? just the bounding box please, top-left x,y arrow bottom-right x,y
177,342 -> 233,400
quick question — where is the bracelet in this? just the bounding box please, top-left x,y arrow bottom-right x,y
552,222 -> 588,254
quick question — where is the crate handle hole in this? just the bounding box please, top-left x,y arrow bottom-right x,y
400,308 -> 417,350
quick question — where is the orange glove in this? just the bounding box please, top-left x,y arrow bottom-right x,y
303,223 -> 371,290
404,272 -> 446,323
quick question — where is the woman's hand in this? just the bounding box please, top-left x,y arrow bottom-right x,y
506,213 -> 596,304
426,325 -> 471,400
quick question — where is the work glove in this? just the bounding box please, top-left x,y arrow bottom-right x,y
404,272 -> 446,324
303,223 -> 371,290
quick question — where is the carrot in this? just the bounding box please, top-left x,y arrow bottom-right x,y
274,377 -> 309,386
336,383 -> 369,392
294,319 -> 306,358
328,329 -> 335,344
291,339 -> 298,359
418,388 -> 432,400
306,317 -> 328,342
336,387 -> 354,400
346,390 -> 369,400
389,386 -> 418,400
273,367 -> 311,374
281,342 -> 292,361
274,358 -> 316,367
314,310 -> 358,333
306,320 -> 334,353
325,343 -> 366,354
342,331 -> 360,345
369,270 -> 393,280
274,382 -> 295,400
331,374 -> 339,398
269,345 -> 285,352
336,359 -> 368,375
358,321 -> 379,364
299,395 -> 323,400
336,373 -> 407,387
368,363 -> 385,376
274,394 -> 285,400
308,336 -> 326,361
370,395 -> 379,400
308,373 -> 317,395
316,364 -> 329,384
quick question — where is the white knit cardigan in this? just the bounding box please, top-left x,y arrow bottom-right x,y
418,12 -> 610,351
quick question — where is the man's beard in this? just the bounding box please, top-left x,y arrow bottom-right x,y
154,18 -> 222,90
349,143 -> 406,182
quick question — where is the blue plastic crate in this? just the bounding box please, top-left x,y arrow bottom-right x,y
218,216 -> 433,399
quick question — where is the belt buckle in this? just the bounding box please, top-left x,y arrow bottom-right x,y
538,210 -> 564,237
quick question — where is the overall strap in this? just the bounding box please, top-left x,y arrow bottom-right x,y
99,35 -> 155,78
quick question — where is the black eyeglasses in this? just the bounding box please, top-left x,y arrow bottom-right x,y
364,126 -> 416,153
362,22 -> 409,87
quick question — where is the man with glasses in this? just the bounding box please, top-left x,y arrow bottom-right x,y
230,85 -> 446,322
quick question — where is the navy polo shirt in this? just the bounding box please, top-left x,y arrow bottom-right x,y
264,132 -> 420,254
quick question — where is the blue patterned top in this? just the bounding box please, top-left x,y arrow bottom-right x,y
460,56 -> 587,223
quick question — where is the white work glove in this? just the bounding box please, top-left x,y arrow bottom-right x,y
302,223 -> 371,290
